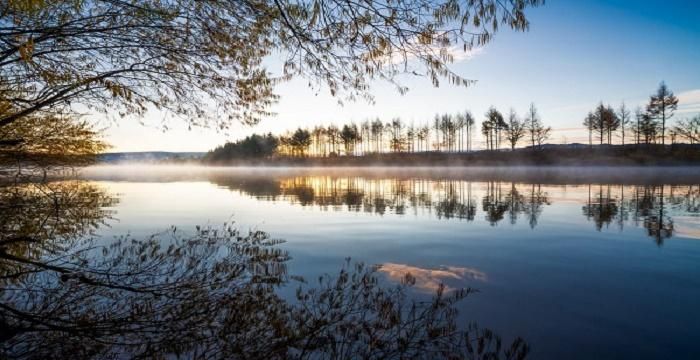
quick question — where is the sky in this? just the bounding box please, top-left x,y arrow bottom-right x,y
100,0 -> 700,152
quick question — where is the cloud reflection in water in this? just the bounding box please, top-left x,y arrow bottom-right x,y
378,263 -> 487,293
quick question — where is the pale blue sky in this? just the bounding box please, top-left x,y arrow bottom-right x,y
102,0 -> 700,152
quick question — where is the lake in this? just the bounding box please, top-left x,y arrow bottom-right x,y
79,165 -> 700,359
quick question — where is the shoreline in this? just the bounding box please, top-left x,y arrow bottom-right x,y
100,144 -> 700,167
201,145 -> 700,167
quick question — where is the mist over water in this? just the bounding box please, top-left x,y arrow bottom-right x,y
82,164 -> 700,184
78,165 -> 700,359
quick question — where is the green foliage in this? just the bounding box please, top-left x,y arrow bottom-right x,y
0,111 -> 108,170
340,124 -> 359,155
281,128 -> 312,156
204,133 -> 279,163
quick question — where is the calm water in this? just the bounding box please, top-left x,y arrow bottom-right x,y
81,165 -> 700,359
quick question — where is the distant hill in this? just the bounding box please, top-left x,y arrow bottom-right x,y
99,152 -> 205,163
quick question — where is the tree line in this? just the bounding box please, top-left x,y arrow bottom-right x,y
277,113 -> 482,157
206,81 -> 700,162
206,103 -> 555,160
582,82 -> 699,146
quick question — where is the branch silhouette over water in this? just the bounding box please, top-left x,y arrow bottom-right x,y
0,177 -> 528,359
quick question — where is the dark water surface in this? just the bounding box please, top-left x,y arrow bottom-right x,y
81,165 -> 700,359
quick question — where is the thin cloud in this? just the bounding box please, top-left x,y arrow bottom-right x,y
677,89 -> 700,115
673,216 -> 700,240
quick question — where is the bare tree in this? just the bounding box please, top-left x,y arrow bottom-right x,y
504,109 -> 526,151
524,103 -> 548,149
673,115 -> 700,144
646,82 -> 679,145
633,107 -> 644,146
483,107 -> 504,151
370,119 -> 383,153
583,111 -> 595,148
618,102 -> 631,146
590,103 -> 617,145
464,111 -> 475,152
534,125 -> 552,148
603,105 -> 620,145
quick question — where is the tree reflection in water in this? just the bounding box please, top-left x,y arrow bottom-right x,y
432,181 -> 476,220
210,173 -> 697,243
583,184 -> 620,231
0,178 -> 528,359
581,184 -> 700,245
636,185 -> 674,246
213,176 -> 552,225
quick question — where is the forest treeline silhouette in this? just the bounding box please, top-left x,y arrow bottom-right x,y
203,82 -> 700,165
582,82 -> 695,147
203,104 -> 550,162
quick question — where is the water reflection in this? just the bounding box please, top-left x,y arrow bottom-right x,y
214,176 -> 552,223
0,180 -> 117,269
69,166 -> 700,359
579,184 -> 700,245
205,173 -> 699,243
379,263 -> 487,293
0,177 -> 524,359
